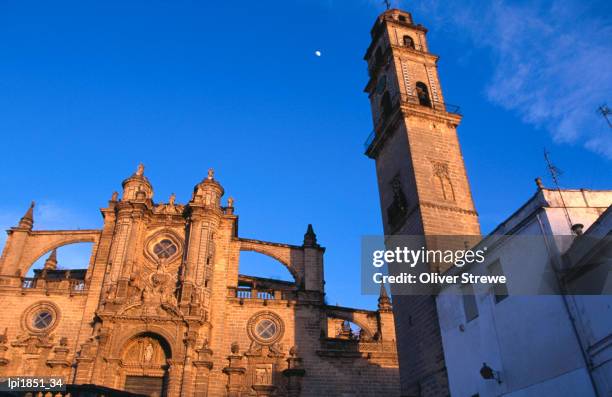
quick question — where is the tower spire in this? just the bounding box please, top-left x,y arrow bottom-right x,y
43,249 -> 58,270
18,201 -> 35,230
303,224 -> 318,247
378,284 -> 392,311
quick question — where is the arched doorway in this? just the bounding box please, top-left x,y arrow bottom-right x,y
121,333 -> 171,397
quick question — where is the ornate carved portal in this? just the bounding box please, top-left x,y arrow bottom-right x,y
119,333 -> 170,397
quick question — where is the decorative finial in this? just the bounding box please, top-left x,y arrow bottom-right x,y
207,168 -> 214,180
378,284 -> 392,310
535,177 -> 544,190
303,224 -> 318,247
18,201 -> 35,229
136,163 -> 145,176
169,193 -> 176,206
111,191 -> 118,202
227,197 -> 234,207
44,249 -> 58,270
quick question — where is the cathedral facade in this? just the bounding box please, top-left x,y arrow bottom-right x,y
0,166 -> 399,396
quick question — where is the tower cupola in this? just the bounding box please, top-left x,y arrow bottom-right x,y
121,163 -> 153,202
191,168 -> 224,207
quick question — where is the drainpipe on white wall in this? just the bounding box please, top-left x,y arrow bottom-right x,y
536,212 -> 600,397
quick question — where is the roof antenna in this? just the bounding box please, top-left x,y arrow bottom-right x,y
544,149 -> 575,234
597,104 -> 611,128
383,0 -> 391,10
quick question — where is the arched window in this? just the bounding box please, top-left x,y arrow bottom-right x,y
381,91 -> 393,117
403,35 -> 415,49
416,82 -> 431,107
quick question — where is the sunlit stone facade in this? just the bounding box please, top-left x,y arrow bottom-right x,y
0,166 -> 399,396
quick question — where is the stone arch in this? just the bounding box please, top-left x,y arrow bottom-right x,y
325,308 -> 377,338
121,332 -> 172,363
13,230 -> 101,276
110,325 -> 180,360
115,331 -> 173,397
238,239 -> 303,284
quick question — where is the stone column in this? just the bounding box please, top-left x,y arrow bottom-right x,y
73,339 -> 96,384
283,349 -> 305,397
166,359 -> 184,397
223,344 -> 246,397
191,342 -> 213,397
103,358 -> 122,389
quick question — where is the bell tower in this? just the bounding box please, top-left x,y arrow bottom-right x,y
363,8 -> 481,397
364,8 -> 480,238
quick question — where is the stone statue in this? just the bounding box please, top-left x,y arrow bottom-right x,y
207,168 -> 214,180
111,191 -> 118,201
227,196 -> 234,207
144,342 -> 154,363
136,163 -> 145,176
169,193 -> 176,206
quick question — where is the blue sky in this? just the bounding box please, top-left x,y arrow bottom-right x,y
0,0 -> 610,309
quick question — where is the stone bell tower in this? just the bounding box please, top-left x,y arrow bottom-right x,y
363,8 -> 480,397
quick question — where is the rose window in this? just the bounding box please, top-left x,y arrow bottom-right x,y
247,311 -> 284,345
153,239 -> 177,259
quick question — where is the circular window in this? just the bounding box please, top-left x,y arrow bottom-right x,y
153,239 -> 177,259
32,311 -> 53,330
22,301 -> 60,334
255,319 -> 277,341
247,311 -> 284,345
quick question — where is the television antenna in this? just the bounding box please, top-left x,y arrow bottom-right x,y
544,149 -> 575,233
597,104 -> 611,128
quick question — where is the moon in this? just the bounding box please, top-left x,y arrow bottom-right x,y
315,50 -> 322,57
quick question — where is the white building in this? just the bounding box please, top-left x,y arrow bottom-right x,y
436,185 -> 612,397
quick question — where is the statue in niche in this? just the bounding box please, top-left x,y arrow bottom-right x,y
144,342 -> 154,363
